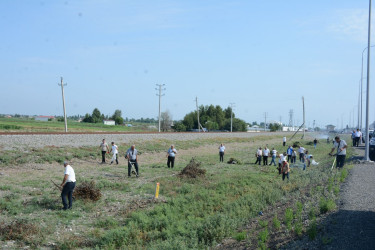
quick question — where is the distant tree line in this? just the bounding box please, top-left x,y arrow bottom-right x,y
173,105 -> 247,132
82,108 -> 124,125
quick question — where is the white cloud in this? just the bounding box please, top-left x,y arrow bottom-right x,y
327,9 -> 369,42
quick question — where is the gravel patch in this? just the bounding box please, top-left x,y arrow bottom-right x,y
0,132 -> 287,151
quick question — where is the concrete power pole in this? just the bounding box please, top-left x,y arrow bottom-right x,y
264,112 -> 267,131
195,97 -> 200,132
302,96 -> 305,139
365,0 -> 372,161
58,77 -> 68,133
155,84 -> 166,132
230,103 -> 235,132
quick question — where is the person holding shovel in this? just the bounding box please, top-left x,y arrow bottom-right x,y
127,145 -> 139,177
329,136 -> 347,168
60,161 -> 76,210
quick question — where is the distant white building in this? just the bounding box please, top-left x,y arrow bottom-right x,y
103,120 -> 115,125
35,116 -> 55,121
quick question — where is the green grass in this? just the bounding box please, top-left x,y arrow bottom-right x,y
0,134 -> 352,248
0,117 -> 156,133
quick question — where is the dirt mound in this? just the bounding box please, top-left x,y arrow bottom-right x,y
227,158 -> 242,164
73,181 -> 101,201
292,141 -> 302,148
179,158 -> 206,178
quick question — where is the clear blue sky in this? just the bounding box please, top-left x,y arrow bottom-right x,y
1,0 -> 374,129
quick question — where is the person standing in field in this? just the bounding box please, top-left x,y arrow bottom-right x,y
281,159 -> 290,181
269,148 -> 277,166
313,138 -> 318,149
298,146 -> 305,163
263,146 -> 270,166
287,146 -> 293,162
255,147 -> 262,165
277,152 -> 286,174
110,142 -> 119,165
218,143 -> 225,162
166,145 -> 177,168
354,129 -> 362,147
60,161 -> 76,210
283,136 -> 287,147
127,145 -> 139,177
351,130 -> 356,146
99,139 -> 109,164
291,149 -> 297,163
329,136 -> 348,168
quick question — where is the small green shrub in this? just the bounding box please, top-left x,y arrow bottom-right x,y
308,220 -> 317,240
272,215 -> 281,230
294,221 -> 303,236
334,186 -> 340,195
319,198 -> 336,214
340,169 -> 348,182
258,228 -> 269,249
284,208 -> 294,230
259,220 -> 268,228
96,217 -> 119,229
234,231 -> 246,241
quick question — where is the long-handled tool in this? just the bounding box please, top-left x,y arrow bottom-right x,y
51,179 -> 62,191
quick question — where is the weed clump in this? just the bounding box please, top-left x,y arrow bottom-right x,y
0,219 -> 41,243
179,158 -> 206,178
292,141 -> 301,148
227,158 -> 242,164
74,181 -> 102,201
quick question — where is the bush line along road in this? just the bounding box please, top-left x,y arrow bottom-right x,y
0,132 -> 352,249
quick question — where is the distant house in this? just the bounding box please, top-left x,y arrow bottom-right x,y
103,120 -> 115,126
326,124 -> 336,132
35,116 -> 55,121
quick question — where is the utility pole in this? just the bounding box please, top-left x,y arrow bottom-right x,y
230,103 -> 235,132
58,77 -> 68,133
302,96 -> 305,139
264,112 -> 268,131
358,82 -> 361,128
289,109 -> 294,130
313,120 -> 316,131
155,84 -> 166,132
195,97 -> 200,132
365,0 -> 372,161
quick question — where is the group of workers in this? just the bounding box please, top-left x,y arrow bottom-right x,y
59,135 -> 347,210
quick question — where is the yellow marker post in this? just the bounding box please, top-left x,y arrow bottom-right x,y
155,183 -> 160,199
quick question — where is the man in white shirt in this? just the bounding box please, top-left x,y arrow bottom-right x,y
283,137 -> 287,147
269,148 -> 277,166
354,129 -> 362,147
329,136 -> 347,168
60,161 -> 76,210
127,145 -> 139,177
166,145 -> 178,168
110,142 -> 119,165
263,147 -> 270,165
298,146 -> 305,163
218,143 -> 225,162
254,147 -> 262,165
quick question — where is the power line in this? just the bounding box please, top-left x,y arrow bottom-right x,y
58,77 -> 68,133
155,84 -> 166,132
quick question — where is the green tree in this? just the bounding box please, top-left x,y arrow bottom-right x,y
173,121 -> 186,132
92,108 -> 102,123
269,123 -> 281,132
111,109 -> 124,125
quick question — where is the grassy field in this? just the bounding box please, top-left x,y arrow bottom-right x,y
0,134 -> 352,249
0,117 -> 157,133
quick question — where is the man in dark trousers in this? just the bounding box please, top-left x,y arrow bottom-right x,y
99,139 -> 109,164
127,145 -> 139,177
166,145 -> 177,168
329,136 -> 347,168
60,161 -> 76,210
